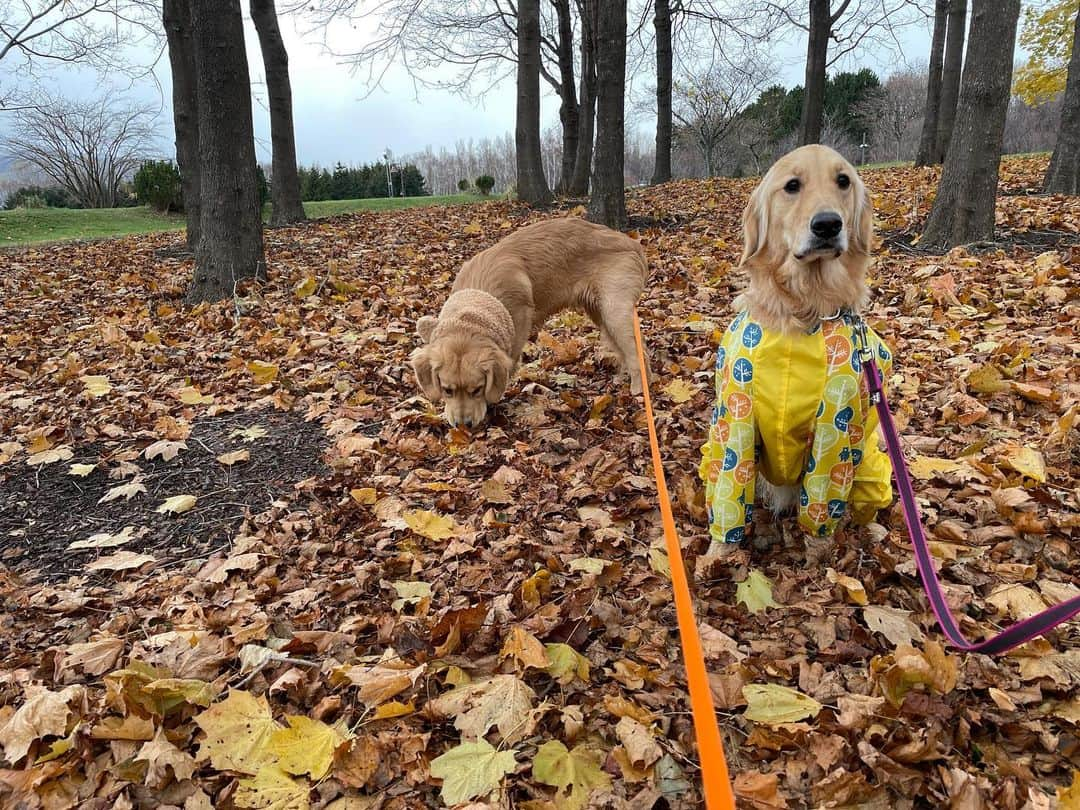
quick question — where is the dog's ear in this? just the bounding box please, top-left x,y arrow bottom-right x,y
483,348 -> 513,404
851,175 -> 874,255
740,183 -> 768,267
411,346 -> 442,402
416,315 -> 438,344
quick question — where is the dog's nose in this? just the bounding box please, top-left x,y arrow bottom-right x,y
462,417 -> 473,427
810,212 -> 843,240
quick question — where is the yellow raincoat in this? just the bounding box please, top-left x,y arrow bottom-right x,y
699,311 -> 894,546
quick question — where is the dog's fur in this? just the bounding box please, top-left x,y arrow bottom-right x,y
736,144 -> 875,517
735,144 -> 873,335
411,218 -> 648,426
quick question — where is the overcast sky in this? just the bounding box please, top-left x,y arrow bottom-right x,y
3,6 -> 944,171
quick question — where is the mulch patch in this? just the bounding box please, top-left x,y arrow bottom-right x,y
0,408 -> 326,582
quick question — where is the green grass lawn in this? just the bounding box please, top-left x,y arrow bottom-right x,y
0,193 -> 489,247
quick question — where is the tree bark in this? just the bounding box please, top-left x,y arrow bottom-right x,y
588,0 -> 627,229
553,0 -> 579,194
250,0 -> 306,225
651,0 -> 672,184
915,0 -> 948,166
936,0 -> 967,161
515,0 -> 553,205
568,0 -> 597,197
921,0 -> 1020,250
187,0 -> 266,303
1043,6 -> 1080,194
163,0 -> 201,252
799,0 -> 830,145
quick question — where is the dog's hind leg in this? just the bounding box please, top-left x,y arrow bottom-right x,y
600,298 -> 648,395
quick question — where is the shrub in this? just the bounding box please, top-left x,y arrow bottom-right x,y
475,175 -> 495,195
4,185 -> 80,210
134,160 -> 182,212
457,178 -> 470,192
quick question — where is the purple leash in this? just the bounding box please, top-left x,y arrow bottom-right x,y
857,323 -> 1080,655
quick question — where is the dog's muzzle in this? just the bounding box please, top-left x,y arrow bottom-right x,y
796,212 -> 847,259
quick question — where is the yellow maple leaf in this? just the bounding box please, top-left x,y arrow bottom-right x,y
743,684 -> 823,726
735,569 -> 778,614
194,690 -> 278,774
462,220 -> 483,235
907,455 -> 966,481
268,716 -> 345,780
403,508 -> 459,540
248,360 -> 279,385
429,740 -> 516,805
1000,444 -> 1047,483
532,740 -> 611,810
235,765 -> 311,810
177,385 -> 214,405
499,626 -> 550,671
373,700 -> 414,720
1058,770 -> 1080,809
826,568 -> 868,606
81,375 -> 111,397
293,276 -> 318,298
349,487 -> 377,505
663,378 -> 699,403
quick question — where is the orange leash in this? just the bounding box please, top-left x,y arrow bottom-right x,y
632,310 -> 737,809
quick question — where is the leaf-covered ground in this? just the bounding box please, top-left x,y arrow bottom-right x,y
0,155 -> 1078,809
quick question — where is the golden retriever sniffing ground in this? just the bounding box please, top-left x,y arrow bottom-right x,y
700,144 -> 895,548
411,218 -> 648,427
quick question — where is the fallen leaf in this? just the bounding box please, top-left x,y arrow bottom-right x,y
826,568 -> 868,605
743,684 -> 822,727
532,740 -> 611,810
235,765 -> 311,810
428,674 -> 537,744
429,740 -> 516,805
217,448 -> 251,466
391,580 -> 432,612
403,508 -> 460,540
862,605 -> 925,648
0,686 -> 76,765
85,550 -> 156,572
136,727 -> 198,788
98,478 -> 147,504
736,570 -> 778,614
81,375 -> 111,397
268,715 -> 346,780
156,494 -> 197,514
68,525 -> 139,550
662,378 -> 698,403
194,690 -> 277,774
144,440 -> 186,462
999,444 -> 1047,483
248,360 -> 280,385
26,445 -> 74,466
68,462 -> 96,477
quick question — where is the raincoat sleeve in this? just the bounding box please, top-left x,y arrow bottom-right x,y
699,318 -> 757,546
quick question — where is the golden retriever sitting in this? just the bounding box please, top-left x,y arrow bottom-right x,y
411,218 -> 648,427
699,144 -> 895,548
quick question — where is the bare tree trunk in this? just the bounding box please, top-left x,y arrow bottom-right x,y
250,0 -> 306,225
799,0 -> 830,145
588,0 -> 627,229
553,0 -> 579,194
651,0 -> 672,184
568,0 -> 597,197
515,0 -> 553,205
921,0 -> 1020,250
915,0 -> 948,166
936,0 -> 967,161
187,0 -> 266,304
163,0 -> 201,252
1044,6 -> 1080,194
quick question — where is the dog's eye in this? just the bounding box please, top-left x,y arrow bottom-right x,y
837,173 -> 851,189
469,386 -> 482,397
784,178 -> 801,194
441,385 -> 453,396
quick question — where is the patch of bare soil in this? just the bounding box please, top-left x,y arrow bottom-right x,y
0,409 -> 326,581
